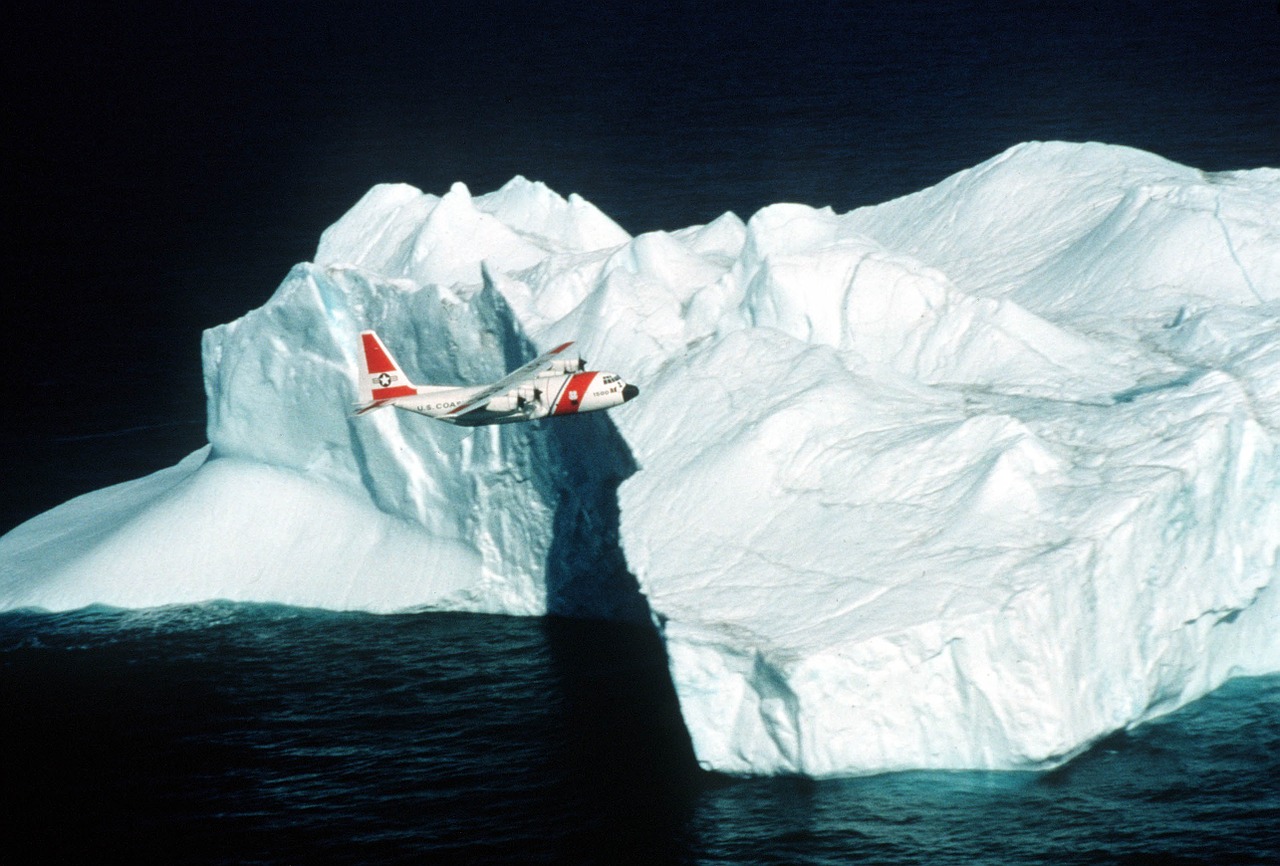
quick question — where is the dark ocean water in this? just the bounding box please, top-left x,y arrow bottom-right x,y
4,2 -> 1280,863
4,605 -> 1279,865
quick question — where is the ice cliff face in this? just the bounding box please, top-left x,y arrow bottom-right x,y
611,145 -> 1280,774
0,180 -> 640,620
2,142 -> 1277,777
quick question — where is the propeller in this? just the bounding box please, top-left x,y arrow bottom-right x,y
515,386 -> 542,409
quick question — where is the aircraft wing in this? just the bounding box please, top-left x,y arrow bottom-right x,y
447,341 -> 575,419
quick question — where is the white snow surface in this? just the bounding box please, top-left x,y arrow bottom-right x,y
2,142 -> 1278,776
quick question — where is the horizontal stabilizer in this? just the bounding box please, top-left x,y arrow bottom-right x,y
352,399 -> 393,416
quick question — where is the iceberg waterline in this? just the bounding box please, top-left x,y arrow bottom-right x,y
2,142 -> 1277,777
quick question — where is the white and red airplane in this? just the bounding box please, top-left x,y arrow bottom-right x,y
353,330 -> 639,425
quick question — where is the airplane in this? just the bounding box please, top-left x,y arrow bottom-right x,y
353,330 -> 639,426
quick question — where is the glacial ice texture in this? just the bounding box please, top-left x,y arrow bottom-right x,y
2,142 -> 1277,776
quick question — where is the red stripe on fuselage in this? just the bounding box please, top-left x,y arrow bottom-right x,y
362,333 -> 397,374
553,372 -> 597,415
372,385 -> 416,400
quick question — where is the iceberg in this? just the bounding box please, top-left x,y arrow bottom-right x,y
2,142 -> 1277,777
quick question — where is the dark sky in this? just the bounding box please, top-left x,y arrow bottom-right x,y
3,0 -> 1278,527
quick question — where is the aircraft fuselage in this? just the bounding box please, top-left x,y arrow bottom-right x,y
354,330 -> 638,425
398,371 -> 636,426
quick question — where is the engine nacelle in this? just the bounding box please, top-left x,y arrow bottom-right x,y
539,357 -> 585,376
485,384 -> 541,413
485,394 -> 519,413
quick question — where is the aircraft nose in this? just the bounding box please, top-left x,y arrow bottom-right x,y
622,383 -> 639,402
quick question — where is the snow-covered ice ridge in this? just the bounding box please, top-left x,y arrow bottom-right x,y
3,142 -> 1278,776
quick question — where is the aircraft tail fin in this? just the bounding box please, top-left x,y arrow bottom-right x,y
355,330 -> 419,414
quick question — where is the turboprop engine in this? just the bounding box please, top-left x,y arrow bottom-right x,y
485,383 -> 542,413
539,356 -> 585,376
